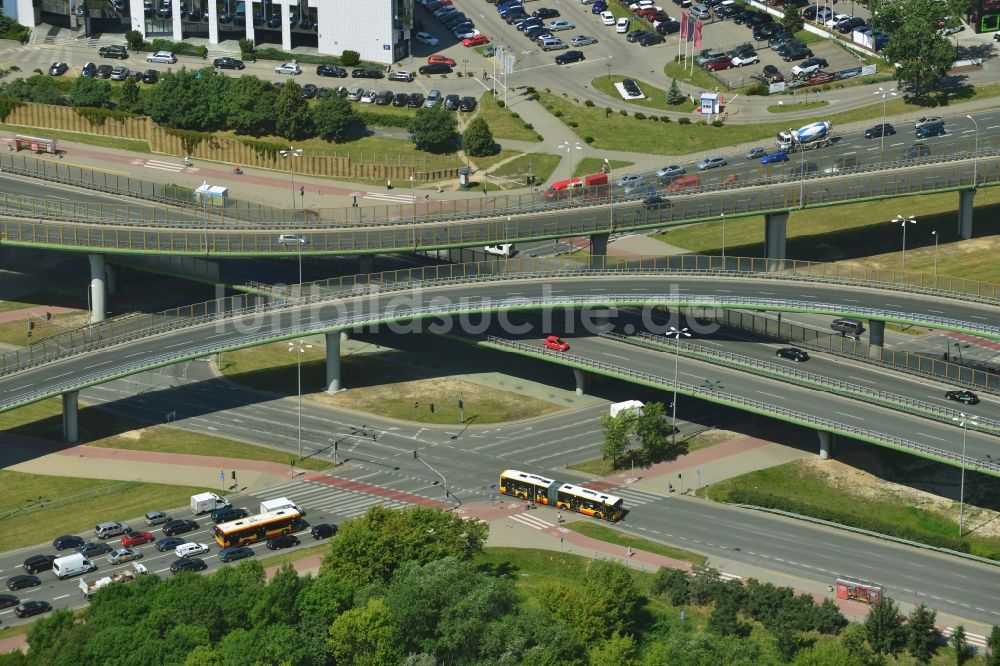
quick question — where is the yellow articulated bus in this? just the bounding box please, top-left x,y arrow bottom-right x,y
213,508 -> 302,548
499,469 -> 625,521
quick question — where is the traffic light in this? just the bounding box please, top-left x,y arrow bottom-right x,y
458,399 -> 464,410
231,471 -> 236,480
413,450 -> 418,459
28,321 -> 34,330
45,312 -> 52,321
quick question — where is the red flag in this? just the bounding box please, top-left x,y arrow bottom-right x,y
694,21 -> 703,48
680,12 -> 688,40
687,15 -> 696,42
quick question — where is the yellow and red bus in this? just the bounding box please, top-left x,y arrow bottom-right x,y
213,508 -> 302,548
499,469 -> 624,521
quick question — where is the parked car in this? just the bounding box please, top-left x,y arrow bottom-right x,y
544,335 -> 570,351
571,34 -> 599,46
533,7 -> 560,18
169,557 -> 208,574
776,347 -> 810,362
463,34 -> 490,46
601,10 -> 617,24
427,54 -> 456,66
48,62 -> 69,76
864,123 -> 895,138
781,45 -> 813,61
311,523 -> 338,539
414,31 -> 439,46
96,64 -> 114,79
791,57 -> 829,77
0,594 -> 19,609
388,70 -> 414,82
546,19 -> 574,30
81,62 -> 97,77
697,156 -> 727,170
555,50 -> 585,64
110,66 -> 130,81
945,390 -> 979,405
419,63 -> 453,75
146,50 -> 177,64
731,52 -> 759,66
392,92 -> 409,107
374,90 -> 394,105
424,89 -> 442,107
705,56 -> 733,71
274,61 -> 302,74
219,546 -> 255,563
459,96 -> 477,111
656,19 -> 681,34
360,90 -> 378,103
213,57 -> 245,70
616,17 -> 631,32
98,45 -> 128,59
142,69 -> 159,84
444,94 -> 461,110
638,32 -> 665,45
351,68 -> 383,79
22,555 -> 56,574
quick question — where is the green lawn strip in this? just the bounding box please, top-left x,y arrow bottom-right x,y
767,100 -> 829,113
794,30 -> 825,45
574,156 -> 633,177
568,430 -> 737,477
701,459 -> 1000,560
0,471 -> 208,552
589,75 -> 672,112
219,342 -> 564,425
654,189 -> 1000,282
490,152 -> 560,185
258,541 -> 331,570
475,92 -> 543,142
664,61 -> 721,97
0,309 -> 88,347
563,522 -> 708,566
0,123 -> 151,153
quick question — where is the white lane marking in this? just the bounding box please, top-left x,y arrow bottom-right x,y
847,375 -> 877,384
915,432 -> 946,442
53,594 -> 69,600
758,391 -> 785,400
834,411 -> 863,420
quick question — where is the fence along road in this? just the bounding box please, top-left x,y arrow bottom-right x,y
0,154 -> 997,256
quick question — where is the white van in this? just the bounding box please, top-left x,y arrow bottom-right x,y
484,244 -> 515,257
53,553 -> 97,580
175,543 -> 210,558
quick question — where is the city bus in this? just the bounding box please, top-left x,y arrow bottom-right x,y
213,508 -> 302,548
499,469 -> 625,521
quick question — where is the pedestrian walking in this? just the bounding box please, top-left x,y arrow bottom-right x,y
387,179 -> 393,190
557,511 -> 563,523
626,546 -> 634,557
352,194 -> 358,207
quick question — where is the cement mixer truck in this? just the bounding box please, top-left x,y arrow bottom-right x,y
776,121 -> 834,152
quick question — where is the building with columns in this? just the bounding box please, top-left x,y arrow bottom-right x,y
2,0 -> 414,65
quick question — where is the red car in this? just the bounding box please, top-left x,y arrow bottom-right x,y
544,335 -> 570,352
705,56 -> 733,71
463,34 -> 490,47
427,54 -> 456,67
121,530 -> 154,547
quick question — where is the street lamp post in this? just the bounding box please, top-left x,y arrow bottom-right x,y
720,212 -> 726,264
280,147 -> 303,211
966,114 -> 979,186
667,326 -> 691,448
789,128 -> 805,206
874,87 -> 896,161
931,230 -> 939,280
953,413 -> 978,537
894,214 -> 916,276
557,140 -> 581,180
413,449 -> 456,508
287,339 -> 313,461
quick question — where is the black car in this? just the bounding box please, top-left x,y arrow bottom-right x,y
317,64 -> 347,77
301,84 -> 319,99
731,9 -> 754,23
715,3 -> 742,17
162,519 -> 199,536
141,69 -> 158,84
638,33 -> 666,46
622,79 -> 642,96
310,523 -> 338,539
6,575 -> 40,591
836,16 -> 866,33
657,19 -> 681,34
219,546 -> 255,563
554,50 -> 584,65
753,23 -> 783,40
374,90 -> 394,105
76,542 -> 113,558
169,557 -> 208,574
442,13 -> 468,28
525,26 -> 552,40
81,62 -> 97,77
864,123 -> 895,139
266,534 -> 300,550
626,30 -> 652,43
52,535 -> 84,550
0,594 -> 18,609
776,347 -> 810,362
769,33 -> 798,49
98,44 -> 128,59
945,390 -> 979,405
156,536 -> 186,552
907,143 -> 930,159
443,94 -> 461,110
407,92 -> 425,107
392,92 -> 409,107
14,601 -> 52,618
459,96 -> 477,111
419,63 -> 452,75
643,195 -> 670,210
762,65 -> 784,82
532,7 -> 559,18
351,68 -> 383,79
213,57 -> 245,70
48,62 -> 68,76
22,555 -> 56,574
781,46 -> 813,61
96,64 -> 114,79
744,12 -> 774,28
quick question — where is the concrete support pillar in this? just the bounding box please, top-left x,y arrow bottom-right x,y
88,253 -> 106,324
325,331 -> 342,394
62,391 -> 79,444
105,263 -> 119,295
958,189 -> 975,240
207,0 -> 219,44
171,0 -> 182,41
817,430 -> 834,460
868,320 -> 885,348
573,368 -> 589,396
764,212 -> 788,271
589,232 -> 609,270
358,254 -> 374,275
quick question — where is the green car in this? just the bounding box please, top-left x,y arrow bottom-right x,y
211,507 -> 249,524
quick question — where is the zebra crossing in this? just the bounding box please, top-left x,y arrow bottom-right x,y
508,511 -> 556,531
613,485 -> 667,508
360,191 -> 417,204
259,477 -> 425,520
139,158 -> 191,173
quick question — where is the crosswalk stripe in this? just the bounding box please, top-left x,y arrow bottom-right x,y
509,513 -> 555,530
363,192 -> 416,203
144,159 -> 186,172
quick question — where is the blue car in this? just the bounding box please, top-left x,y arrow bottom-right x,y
592,2 -> 607,13
760,151 -> 790,165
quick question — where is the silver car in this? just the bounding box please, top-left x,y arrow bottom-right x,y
698,156 -> 727,170
571,35 -> 598,46
424,89 -> 442,107
144,511 -> 172,526
656,164 -> 685,179
107,547 -> 143,565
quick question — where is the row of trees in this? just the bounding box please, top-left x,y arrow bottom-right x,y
601,401 -> 688,468
0,71 -> 496,156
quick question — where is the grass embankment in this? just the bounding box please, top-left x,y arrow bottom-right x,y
702,458 -> 1000,560
574,157 -> 633,177
568,430 -> 736,477
0,310 -> 88,347
219,341 -> 564,425
258,542 -> 331,570
489,152 -> 560,187
475,92 -> 543,142
564,522 -> 708,566
655,188 -> 1000,281
590,75 -> 697,113
767,100 -> 829,113
0,123 -> 151,153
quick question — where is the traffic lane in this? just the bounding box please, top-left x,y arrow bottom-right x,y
687,338 -> 1000,422
628,497 -> 1000,625
3,275 -> 997,407
553,334 -> 1000,460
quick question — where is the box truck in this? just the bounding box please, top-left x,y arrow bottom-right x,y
259,497 -> 305,516
191,492 -> 231,515
610,400 -> 645,418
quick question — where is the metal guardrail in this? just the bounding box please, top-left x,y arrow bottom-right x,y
0,481 -> 139,522
602,330 -> 1000,435
485,337 -> 1000,474
2,259 -> 997,377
